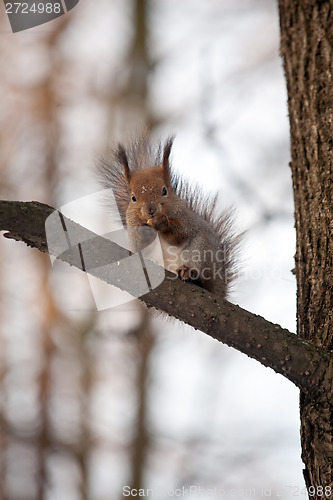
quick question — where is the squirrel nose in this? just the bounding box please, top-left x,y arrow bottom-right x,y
148,204 -> 156,216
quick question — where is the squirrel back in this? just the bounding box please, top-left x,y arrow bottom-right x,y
97,136 -> 240,299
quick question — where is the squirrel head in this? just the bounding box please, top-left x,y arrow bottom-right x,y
117,138 -> 175,224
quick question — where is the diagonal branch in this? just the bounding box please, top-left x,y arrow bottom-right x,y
0,200 -> 331,400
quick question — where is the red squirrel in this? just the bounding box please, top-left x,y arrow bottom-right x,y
98,136 -> 240,298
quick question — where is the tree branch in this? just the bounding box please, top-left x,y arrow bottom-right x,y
0,200 -> 331,400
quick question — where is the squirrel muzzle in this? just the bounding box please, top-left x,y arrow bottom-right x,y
145,205 -> 169,231
141,201 -> 161,220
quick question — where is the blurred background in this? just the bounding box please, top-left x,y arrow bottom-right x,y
0,1 -> 304,499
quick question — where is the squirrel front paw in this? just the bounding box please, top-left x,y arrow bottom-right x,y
147,213 -> 170,231
177,265 -> 196,282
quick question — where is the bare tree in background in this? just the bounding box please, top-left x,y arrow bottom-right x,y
0,0 -> 159,498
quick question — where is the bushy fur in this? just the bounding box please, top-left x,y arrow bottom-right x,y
97,136 -> 240,297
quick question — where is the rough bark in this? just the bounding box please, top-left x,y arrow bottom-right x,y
0,200 -> 331,402
278,0 -> 333,495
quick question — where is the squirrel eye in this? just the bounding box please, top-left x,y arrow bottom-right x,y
131,194 -> 137,202
162,186 -> 167,196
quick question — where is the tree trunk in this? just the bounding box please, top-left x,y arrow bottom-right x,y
278,1 -> 333,496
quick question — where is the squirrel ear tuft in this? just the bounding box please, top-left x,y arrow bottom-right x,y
116,144 -> 131,185
162,136 -> 174,185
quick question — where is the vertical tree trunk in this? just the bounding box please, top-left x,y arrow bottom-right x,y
278,1 -> 333,496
